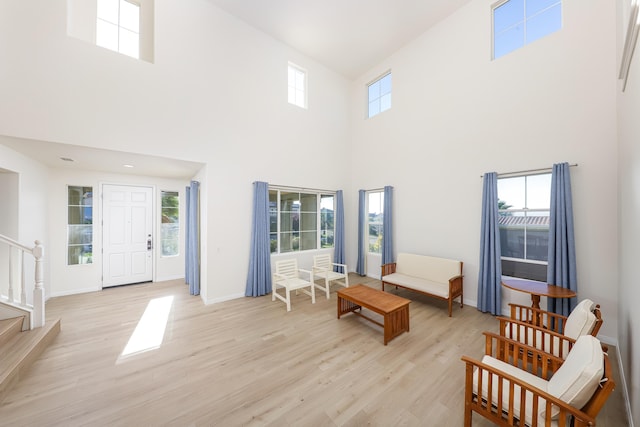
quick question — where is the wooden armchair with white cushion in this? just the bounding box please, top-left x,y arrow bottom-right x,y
461,334 -> 615,427
498,299 -> 603,359
311,253 -> 348,299
272,259 -> 315,312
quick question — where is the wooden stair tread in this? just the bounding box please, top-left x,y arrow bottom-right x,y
0,317 -> 24,348
0,319 -> 61,404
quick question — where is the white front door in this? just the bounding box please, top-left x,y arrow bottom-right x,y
102,184 -> 153,288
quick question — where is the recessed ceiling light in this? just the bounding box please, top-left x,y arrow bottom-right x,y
123,164 -> 134,168
60,157 -> 74,162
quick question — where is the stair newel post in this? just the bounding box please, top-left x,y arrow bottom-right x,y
32,240 -> 45,328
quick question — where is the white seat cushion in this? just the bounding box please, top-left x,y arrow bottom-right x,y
564,299 -> 597,339
382,273 -> 449,298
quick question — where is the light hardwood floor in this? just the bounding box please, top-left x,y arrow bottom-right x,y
0,275 -> 629,426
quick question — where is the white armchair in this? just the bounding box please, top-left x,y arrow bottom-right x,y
272,258 -> 315,312
312,254 -> 349,299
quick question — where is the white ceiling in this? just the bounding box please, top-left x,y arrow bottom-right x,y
0,138 -> 203,180
206,0 -> 474,79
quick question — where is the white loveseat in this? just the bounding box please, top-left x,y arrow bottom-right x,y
381,253 -> 463,317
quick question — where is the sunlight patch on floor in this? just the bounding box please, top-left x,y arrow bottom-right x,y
119,295 -> 174,360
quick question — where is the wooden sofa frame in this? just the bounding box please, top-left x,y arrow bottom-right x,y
381,261 -> 463,317
461,333 -> 615,427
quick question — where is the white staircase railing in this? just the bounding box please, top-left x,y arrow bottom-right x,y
0,235 -> 44,329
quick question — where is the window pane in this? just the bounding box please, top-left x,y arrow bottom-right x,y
494,0 -> 524,34
280,232 -> 296,253
380,93 -> 391,112
368,101 -> 380,118
526,4 -> 561,44
97,0 -> 119,24
68,245 -> 93,265
120,0 -> 140,32
499,212 -> 525,258
368,80 -> 380,100
300,231 -> 317,251
300,212 -> 317,232
280,211 -> 298,233
494,23 -> 525,59
161,223 -> 179,256
369,224 -> 383,253
68,186 -> 92,205
525,212 -> 549,261
380,74 -> 392,95
526,0 -> 560,17
280,192 -> 299,211
96,19 -> 119,51
526,173 -> 552,209
299,193 -> 317,212
270,233 -> 277,253
288,67 -> 296,87
119,27 -> 139,58
295,89 -> 305,107
295,70 -> 304,88
68,225 -> 93,245
498,176 -> 525,210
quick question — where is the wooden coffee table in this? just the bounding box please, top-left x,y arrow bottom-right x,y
337,284 -> 410,345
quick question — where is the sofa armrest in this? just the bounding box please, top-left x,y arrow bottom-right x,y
381,262 -> 396,277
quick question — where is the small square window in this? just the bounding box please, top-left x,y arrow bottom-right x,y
367,72 -> 392,118
96,0 -> 140,59
492,0 -> 562,60
288,63 -> 307,109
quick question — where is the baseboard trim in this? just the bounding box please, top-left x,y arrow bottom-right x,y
204,292 -> 245,305
49,286 -> 101,298
615,346 -> 635,427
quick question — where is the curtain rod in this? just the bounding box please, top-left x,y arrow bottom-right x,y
480,163 -> 578,178
269,184 -> 337,194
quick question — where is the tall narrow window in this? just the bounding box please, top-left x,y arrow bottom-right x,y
367,191 -> 384,253
320,195 -> 335,248
68,186 -> 93,265
493,0 -> 562,59
498,173 -> 551,280
96,0 -> 140,59
367,72 -> 392,118
161,191 -> 179,257
288,63 -> 307,109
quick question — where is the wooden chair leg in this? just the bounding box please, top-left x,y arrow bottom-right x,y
285,289 -> 291,312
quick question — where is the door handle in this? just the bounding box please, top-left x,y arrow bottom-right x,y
147,235 -> 152,250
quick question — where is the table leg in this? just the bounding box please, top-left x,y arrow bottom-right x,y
531,295 -> 541,326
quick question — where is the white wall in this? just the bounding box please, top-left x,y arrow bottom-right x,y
0,140 -> 50,301
0,0 -> 351,303
617,0 -> 640,424
349,0 -> 619,340
46,168 -> 189,297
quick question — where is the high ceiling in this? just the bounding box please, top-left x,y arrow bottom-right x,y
206,0 -> 474,79
2,2 -> 474,177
